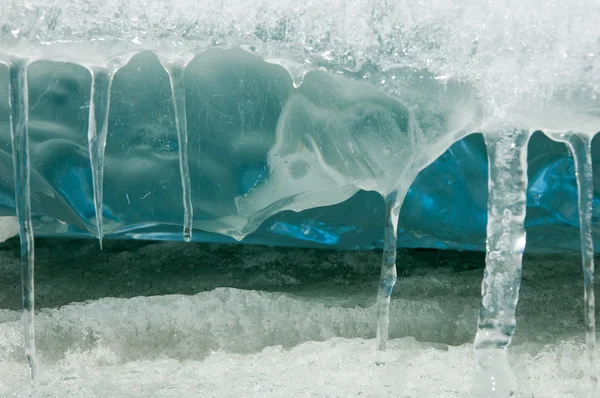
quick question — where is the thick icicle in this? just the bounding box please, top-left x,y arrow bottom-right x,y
565,133 -> 597,395
87,67 -> 114,249
472,130 -> 531,397
163,61 -> 193,242
8,58 -> 39,383
375,190 -> 404,363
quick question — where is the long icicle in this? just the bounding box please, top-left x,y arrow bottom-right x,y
164,61 -> 193,242
87,67 -> 114,249
565,133 -> 597,396
8,57 -> 39,383
376,190 -> 404,364
472,130 -> 531,397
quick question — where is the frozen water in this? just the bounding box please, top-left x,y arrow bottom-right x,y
86,66 -> 115,249
7,57 -> 39,382
548,132 -> 598,395
473,130 -> 530,397
0,54 -> 598,251
1,0 -> 600,396
0,0 -> 598,250
376,191 -> 402,358
158,55 -> 195,242
0,239 -> 597,397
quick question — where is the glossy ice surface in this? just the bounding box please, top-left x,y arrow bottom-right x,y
0,52 -> 597,251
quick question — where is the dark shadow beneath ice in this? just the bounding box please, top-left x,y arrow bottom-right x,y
0,238 -> 594,350
0,238 -> 485,310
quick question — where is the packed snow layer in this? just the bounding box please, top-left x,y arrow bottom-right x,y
0,239 -> 596,397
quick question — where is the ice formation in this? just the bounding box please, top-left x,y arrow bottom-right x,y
1,0 -> 600,396
6,58 -> 39,382
551,132 -> 598,393
162,59 -> 194,243
86,66 -> 115,249
472,130 -> 530,397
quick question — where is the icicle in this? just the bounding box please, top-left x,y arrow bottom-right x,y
553,132 -> 597,396
86,66 -> 114,249
567,133 -> 597,396
375,190 -> 404,364
472,130 -> 531,397
161,59 -> 193,242
8,57 -> 39,383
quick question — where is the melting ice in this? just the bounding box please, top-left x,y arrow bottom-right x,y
1,0 -> 600,396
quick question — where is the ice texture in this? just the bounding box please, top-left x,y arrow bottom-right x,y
0,53 -> 597,251
7,58 -> 39,382
1,0 -> 600,396
0,0 -> 599,249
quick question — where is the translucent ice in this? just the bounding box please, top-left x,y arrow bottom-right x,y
0,0 -> 598,250
86,67 -> 114,248
225,68 -> 479,240
0,53 -> 595,251
6,58 -> 39,382
1,0 -> 600,396
548,132 -> 597,395
473,130 -> 531,397
159,56 -> 194,242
